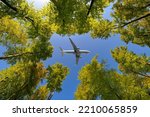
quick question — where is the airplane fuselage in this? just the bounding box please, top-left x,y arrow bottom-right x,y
63,50 -> 90,54
60,38 -> 90,64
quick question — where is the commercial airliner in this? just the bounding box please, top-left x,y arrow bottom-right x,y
60,38 -> 90,64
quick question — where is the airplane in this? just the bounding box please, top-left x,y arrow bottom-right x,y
60,38 -> 90,64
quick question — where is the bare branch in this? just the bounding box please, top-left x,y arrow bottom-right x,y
0,0 -> 34,24
0,52 -> 33,60
87,0 -> 95,17
121,13 -> 150,27
0,0 -> 17,12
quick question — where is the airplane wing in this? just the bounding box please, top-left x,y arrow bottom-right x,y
69,38 -> 78,51
76,56 -> 80,64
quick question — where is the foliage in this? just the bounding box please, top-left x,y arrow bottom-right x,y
48,0 -> 114,36
0,0 -> 150,99
30,86 -> 49,100
0,62 -> 47,99
0,16 -> 27,46
112,0 -> 150,46
46,63 -> 69,93
111,47 -> 150,75
75,0 -> 150,100
0,0 -> 69,99
75,56 -> 150,100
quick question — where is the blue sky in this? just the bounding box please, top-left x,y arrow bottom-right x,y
0,0 -> 150,100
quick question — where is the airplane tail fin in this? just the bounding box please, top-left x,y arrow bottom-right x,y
59,47 -> 64,56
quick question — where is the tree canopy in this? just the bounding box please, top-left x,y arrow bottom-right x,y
75,56 -> 150,100
0,0 -> 69,99
75,0 -> 150,100
0,0 -> 150,99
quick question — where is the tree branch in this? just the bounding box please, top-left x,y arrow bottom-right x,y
47,91 -> 55,100
121,13 -> 150,27
0,0 -> 34,23
130,70 -> 150,78
141,3 -> 150,9
87,0 -> 95,17
0,52 -> 33,60
0,0 -> 17,12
